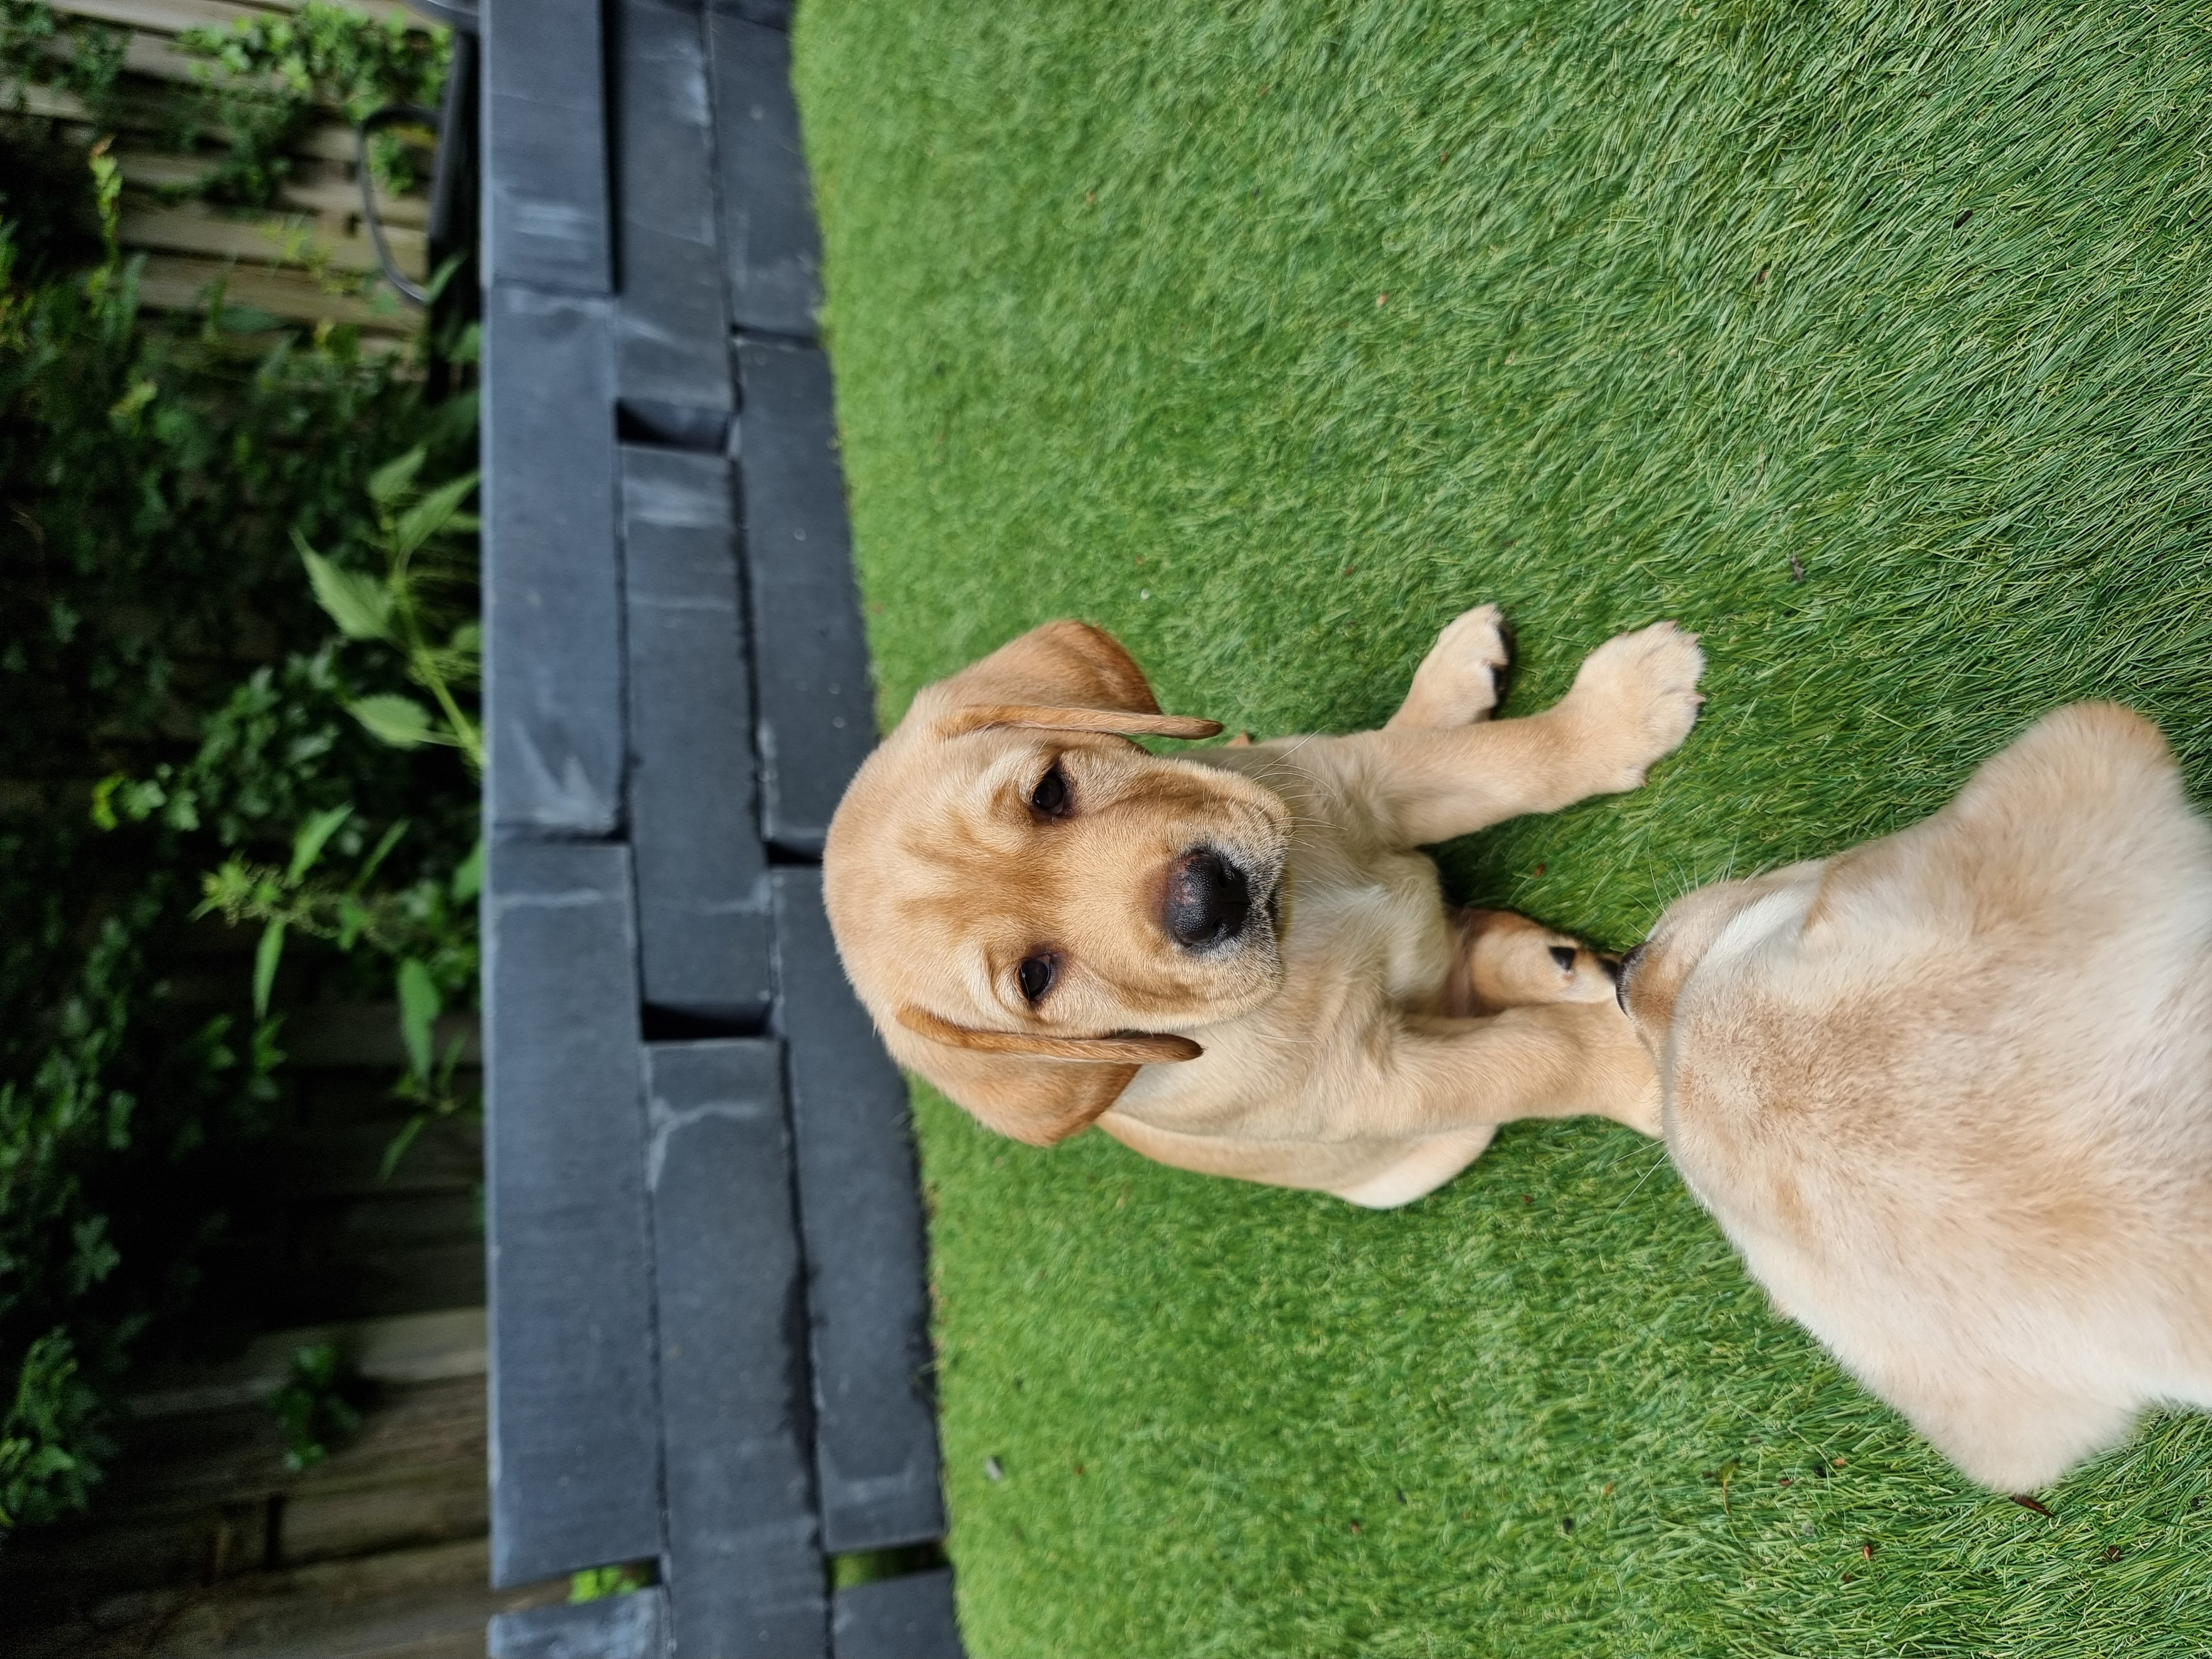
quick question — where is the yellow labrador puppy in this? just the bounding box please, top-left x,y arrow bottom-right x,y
824,608 -> 1704,1207
1619,704 -> 2212,1490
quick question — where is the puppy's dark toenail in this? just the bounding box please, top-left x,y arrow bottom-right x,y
1550,945 -> 1577,972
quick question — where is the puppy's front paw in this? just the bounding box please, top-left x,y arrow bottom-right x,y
1388,604 -> 1512,731
1561,621 -> 1704,791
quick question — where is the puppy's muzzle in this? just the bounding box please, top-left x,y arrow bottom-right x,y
1165,848 -> 1251,948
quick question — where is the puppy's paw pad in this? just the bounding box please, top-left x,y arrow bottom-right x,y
1399,604 -> 1512,727
1567,621 -> 1705,789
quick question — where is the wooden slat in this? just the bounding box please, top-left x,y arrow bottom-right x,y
13,1538 -> 564,1659
129,1308 -> 486,1418
282,1005 -> 480,1070
52,0 -> 423,35
279,173 -> 431,228
96,1378 -> 483,1519
0,1375 -> 489,1605
55,0 -> 279,34
119,201 -> 426,275
133,251 -> 409,329
112,149 -> 431,229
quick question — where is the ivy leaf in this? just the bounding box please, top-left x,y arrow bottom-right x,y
253,919 -> 286,1020
367,445 -> 426,504
286,805 -> 352,881
391,470 -> 479,557
349,695 -> 433,749
296,533 -> 394,642
396,958 -> 440,1082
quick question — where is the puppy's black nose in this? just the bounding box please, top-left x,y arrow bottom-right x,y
1166,849 -> 1250,947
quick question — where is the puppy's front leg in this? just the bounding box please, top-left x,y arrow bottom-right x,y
1364,622 -> 1703,845
1369,1001 -> 1662,1139
1386,604 -> 1512,731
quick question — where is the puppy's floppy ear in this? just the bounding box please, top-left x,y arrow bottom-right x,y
896,1006 -> 1201,1147
898,1006 -> 1201,1065
915,620 -> 1223,741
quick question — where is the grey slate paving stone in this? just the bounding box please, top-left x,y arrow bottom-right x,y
613,0 -> 733,413
483,842 -> 660,1589
707,0 -> 791,29
773,869 -> 947,1553
645,1040 -> 829,1659
483,0 -> 611,293
707,13 -> 821,337
831,1569 -> 963,1659
489,1589 -> 666,1659
618,399 -> 732,453
737,338 -> 877,857
483,284 -> 625,838
623,445 -> 774,1028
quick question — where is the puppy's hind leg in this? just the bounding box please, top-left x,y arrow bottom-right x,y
1386,605 -> 1512,731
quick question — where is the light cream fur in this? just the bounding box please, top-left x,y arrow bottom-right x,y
1621,703 -> 2212,1489
823,608 -> 1704,1207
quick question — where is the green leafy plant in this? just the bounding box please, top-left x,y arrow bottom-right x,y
0,0 -> 129,130
1,133 -> 476,1535
176,2 -> 450,207
296,444 -> 483,769
571,1563 -> 657,1605
184,444 -> 488,1173
265,1340 -> 364,1473
192,805 -> 483,1179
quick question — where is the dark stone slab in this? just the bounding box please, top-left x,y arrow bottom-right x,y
772,870 -> 945,1552
490,1590 -> 666,1659
707,0 -> 791,29
483,842 -> 659,1588
613,0 -> 733,413
623,446 -> 774,1028
831,1569 -> 963,1659
644,1040 -> 828,1659
707,13 -> 821,337
483,0 -> 612,293
483,285 -> 624,838
736,339 -> 876,857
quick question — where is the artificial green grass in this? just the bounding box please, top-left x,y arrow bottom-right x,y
790,2 -> 2212,1652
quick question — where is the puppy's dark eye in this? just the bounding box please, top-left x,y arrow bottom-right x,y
1018,955 -> 1056,1003
1030,761 -> 1071,818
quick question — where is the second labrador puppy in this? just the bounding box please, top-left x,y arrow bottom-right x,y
825,607 -> 1704,1207
1619,704 -> 2212,1489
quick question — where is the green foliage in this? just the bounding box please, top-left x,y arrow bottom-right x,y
0,1330 -> 105,1528
570,1563 -> 656,1605
296,445 -> 483,768
0,0 -> 128,129
265,1341 -> 364,1473
0,144 -> 476,1536
796,0 -> 2212,1651
176,2 -> 450,207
